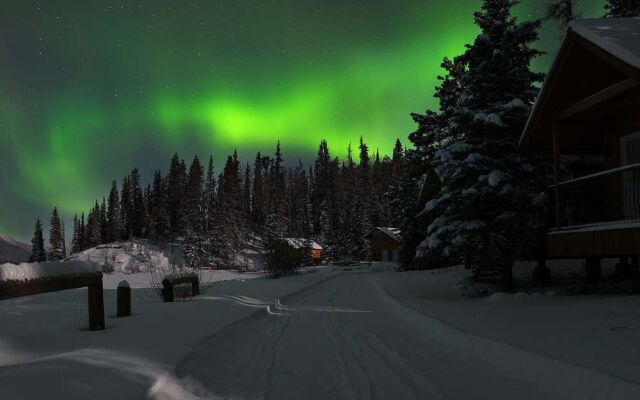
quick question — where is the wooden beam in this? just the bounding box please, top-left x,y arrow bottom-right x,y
559,78 -> 638,121
552,124 -> 561,229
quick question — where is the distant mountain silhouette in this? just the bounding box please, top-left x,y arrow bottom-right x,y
0,233 -> 31,264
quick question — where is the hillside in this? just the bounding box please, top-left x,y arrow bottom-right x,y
0,234 -> 30,264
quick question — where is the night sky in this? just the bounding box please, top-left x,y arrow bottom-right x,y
0,0 -> 604,242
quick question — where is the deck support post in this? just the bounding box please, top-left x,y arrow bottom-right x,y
615,257 -> 631,279
631,256 -> 640,294
552,124 -> 561,229
533,258 -> 551,284
585,256 -> 602,283
88,280 -> 105,330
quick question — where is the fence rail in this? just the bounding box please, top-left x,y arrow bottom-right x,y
553,162 -> 640,228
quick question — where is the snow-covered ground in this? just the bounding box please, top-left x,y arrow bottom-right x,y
2,264 -> 640,399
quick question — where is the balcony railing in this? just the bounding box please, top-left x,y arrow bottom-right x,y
553,162 -> 640,228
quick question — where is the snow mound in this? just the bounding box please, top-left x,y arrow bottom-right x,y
70,241 -> 171,273
488,292 -> 511,302
0,260 -> 100,282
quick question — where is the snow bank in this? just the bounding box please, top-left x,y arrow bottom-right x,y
0,261 -> 100,282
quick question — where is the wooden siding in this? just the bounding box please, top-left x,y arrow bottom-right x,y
548,224 -> 640,257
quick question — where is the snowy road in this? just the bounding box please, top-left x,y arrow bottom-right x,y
153,272 -> 640,400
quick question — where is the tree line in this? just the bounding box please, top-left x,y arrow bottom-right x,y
30,137 -> 406,267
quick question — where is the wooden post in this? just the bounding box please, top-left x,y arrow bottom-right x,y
552,124 -> 561,229
586,256 -> 602,283
117,280 -> 131,317
192,277 -> 200,296
88,280 -> 105,330
162,279 -> 174,302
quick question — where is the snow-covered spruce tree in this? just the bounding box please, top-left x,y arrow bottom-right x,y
29,217 -> 47,262
79,212 -> 86,251
204,156 -> 217,234
386,149 -> 426,268
354,136 -> 373,260
421,0 -> 547,290
183,156 -> 207,269
48,207 -> 65,260
149,170 -> 170,243
166,153 -> 187,242
61,219 -> 67,259
408,56 -> 465,269
130,168 -> 145,238
89,201 -> 103,247
604,0 -> 640,17
71,214 -> 80,255
251,152 -> 265,230
212,152 -> 245,263
106,180 -> 122,243
99,198 -> 107,244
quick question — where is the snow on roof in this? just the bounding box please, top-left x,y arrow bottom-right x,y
283,238 -> 322,250
569,17 -> 640,70
0,261 -> 101,282
372,227 -> 401,242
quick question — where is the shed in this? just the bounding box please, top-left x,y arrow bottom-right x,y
367,227 -> 401,262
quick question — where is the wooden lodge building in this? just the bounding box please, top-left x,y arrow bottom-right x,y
520,17 -> 640,282
367,227 -> 401,262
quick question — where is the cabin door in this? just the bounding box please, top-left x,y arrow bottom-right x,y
620,131 -> 640,220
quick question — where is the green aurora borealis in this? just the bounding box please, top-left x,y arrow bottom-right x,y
0,0 -> 604,241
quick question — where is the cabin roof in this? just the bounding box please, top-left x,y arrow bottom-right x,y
283,238 -> 322,250
368,227 -> 401,242
520,17 -> 640,152
571,18 -> 640,69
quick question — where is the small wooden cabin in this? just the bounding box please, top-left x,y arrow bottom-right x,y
283,238 -> 322,264
367,227 -> 401,262
520,18 -> 640,280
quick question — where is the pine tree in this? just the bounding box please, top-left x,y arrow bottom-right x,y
213,153 -> 244,261
29,218 -> 46,262
251,152 -> 265,229
79,212 -> 86,251
183,156 -> 207,268
388,149 -> 426,268
99,198 -> 107,244
61,219 -> 67,259
106,180 -> 122,242
47,207 -> 64,260
71,214 -> 82,254
604,0 -> 640,17
354,136 -> 372,260
130,168 -> 145,238
150,170 -> 170,243
242,162 -> 252,224
89,201 -> 103,247
167,153 -> 187,241
419,0 -> 547,290
545,0 -> 579,28
120,175 -> 132,239
204,156 -> 217,234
